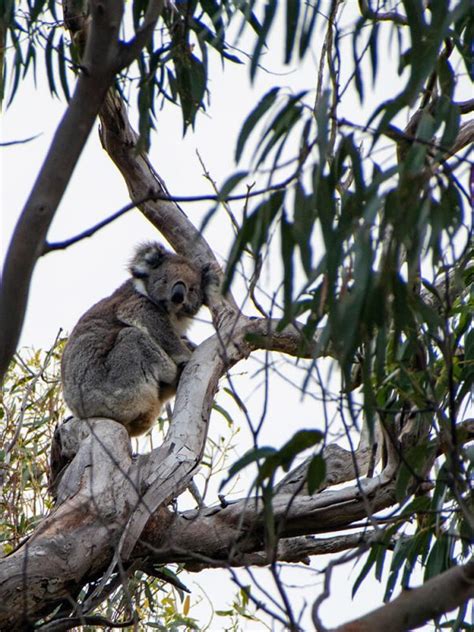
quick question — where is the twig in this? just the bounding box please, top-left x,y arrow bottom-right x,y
358,0 -> 408,25
0,134 -> 41,147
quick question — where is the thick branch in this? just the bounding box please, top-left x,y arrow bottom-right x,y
97,90 -> 239,314
98,94 -> 214,265
331,557 -> 474,632
136,473 -> 397,566
0,420 -> 137,629
138,533 -> 375,571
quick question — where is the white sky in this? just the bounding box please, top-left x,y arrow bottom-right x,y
1,2 -> 472,630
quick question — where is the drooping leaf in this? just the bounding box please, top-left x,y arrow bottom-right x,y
57,36 -> 70,102
306,454 -> 326,495
224,189 -> 285,292
280,209 -> 295,321
250,0 -> 277,81
284,0 -> 300,64
298,0 -> 320,59
220,446 -> 277,490
235,87 -> 280,163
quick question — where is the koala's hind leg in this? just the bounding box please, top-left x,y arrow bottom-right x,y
105,327 -> 180,392
81,328 -> 180,434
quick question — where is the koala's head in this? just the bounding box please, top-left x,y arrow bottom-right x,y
130,242 -> 204,316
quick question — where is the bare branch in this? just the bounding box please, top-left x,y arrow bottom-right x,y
457,98 -> 474,114
118,0 -> 164,68
138,532 -> 376,571
331,557 -> 474,632
137,475 -> 398,566
97,91 -> 240,316
358,0 -> 408,25
0,134 -> 41,147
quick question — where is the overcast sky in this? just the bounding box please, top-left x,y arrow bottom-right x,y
1,3 -> 472,629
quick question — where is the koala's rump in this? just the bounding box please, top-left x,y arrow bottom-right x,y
61,322 -> 173,433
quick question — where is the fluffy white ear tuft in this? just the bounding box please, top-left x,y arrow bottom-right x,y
129,242 -> 168,278
133,277 -> 149,298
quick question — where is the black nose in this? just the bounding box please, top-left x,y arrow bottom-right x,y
171,282 -> 186,304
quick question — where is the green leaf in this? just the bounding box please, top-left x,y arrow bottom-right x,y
298,0 -> 319,59
352,17 -> 365,102
44,26 -> 57,97
293,181 -> 315,275
219,171 -> 249,200
212,402 -> 234,428
368,21 -> 379,85
314,89 -> 330,167
220,446 -> 276,490
224,189 -> 285,292
250,0 -> 277,81
307,454 -> 326,495
278,429 -> 323,464
280,210 -> 295,321
285,0 -> 300,64
28,0 -> 46,22
384,536 -> 411,601
57,36 -> 70,102
437,56 -> 455,97
255,95 -> 304,168
235,87 -> 280,162
424,535 -> 452,581
352,547 -> 378,597
258,430 -> 324,483
200,0 -> 225,47
174,53 -> 207,131
237,3 -> 262,38
395,443 -> 436,501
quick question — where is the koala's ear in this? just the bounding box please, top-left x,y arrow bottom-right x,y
129,242 -> 167,278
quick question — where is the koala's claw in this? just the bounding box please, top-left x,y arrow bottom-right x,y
202,261 -> 221,285
181,336 -> 197,352
202,261 -> 222,306
177,361 -> 188,375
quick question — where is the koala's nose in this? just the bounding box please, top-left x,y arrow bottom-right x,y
171,282 -> 186,304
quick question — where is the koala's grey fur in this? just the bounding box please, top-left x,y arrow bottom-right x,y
61,242 -> 206,436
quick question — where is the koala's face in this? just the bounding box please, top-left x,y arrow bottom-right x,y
130,243 -> 204,316
145,259 -> 204,316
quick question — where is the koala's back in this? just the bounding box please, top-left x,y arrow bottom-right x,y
61,281 -> 172,435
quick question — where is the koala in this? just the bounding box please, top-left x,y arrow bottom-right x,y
61,242 -> 207,436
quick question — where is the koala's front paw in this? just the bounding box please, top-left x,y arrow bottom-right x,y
174,348 -> 192,367
181,336 -> 197,352
176,360 -> 189,379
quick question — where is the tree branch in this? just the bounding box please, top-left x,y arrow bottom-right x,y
118,1 -> 164,68
97,90 -> 240,315
143,533 -> 376,571
331,557 -> 474,632
358,0 -> 408,25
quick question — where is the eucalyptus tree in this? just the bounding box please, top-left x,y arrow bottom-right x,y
0,1 -> 472,630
